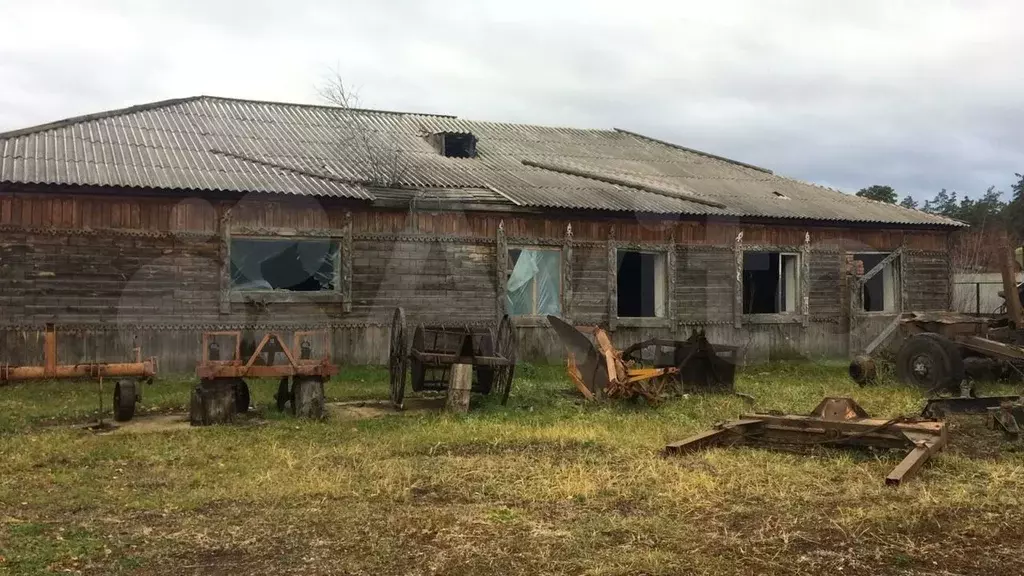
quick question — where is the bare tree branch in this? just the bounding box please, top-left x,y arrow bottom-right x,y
315,70 -> 408,188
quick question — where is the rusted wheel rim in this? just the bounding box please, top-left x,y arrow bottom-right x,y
493,315 -> 518,405
389,307 -> 408,409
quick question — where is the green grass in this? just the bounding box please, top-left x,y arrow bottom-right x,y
2,362 -> 1024,575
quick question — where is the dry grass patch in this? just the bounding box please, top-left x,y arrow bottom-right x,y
2,362 -> 1024,574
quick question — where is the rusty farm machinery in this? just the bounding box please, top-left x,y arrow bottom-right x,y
192,330 -> 337,425
0,323 -> 157,422
388,307 -> 518,409
848,238 -> 1024,434
546,315 -> 738,402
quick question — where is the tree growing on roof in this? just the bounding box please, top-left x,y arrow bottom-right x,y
855,184 -> 897,204
316,71 -> 408,188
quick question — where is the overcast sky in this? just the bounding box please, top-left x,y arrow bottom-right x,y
1,0 -> 1021,201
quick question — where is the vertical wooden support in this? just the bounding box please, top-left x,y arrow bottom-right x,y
898,245 -> 908,314
733,231 -> 743,329
218,205 -> 232,315
341,211 -> 353,314
496,220 -> 508,321
562,223 -> 573,319
446,363 -> 472,413
666,231 -> 677,327
1000,236 -> 1023,327
607,227 -> 618,331
800,232 -> 810,327
947,233 -> 956,312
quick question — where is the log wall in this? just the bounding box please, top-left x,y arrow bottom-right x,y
0,188 -> 954,372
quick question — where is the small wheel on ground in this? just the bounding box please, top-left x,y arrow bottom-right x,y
234,379 -> 251,413
895,334 -> 964,394
275,377 -> 291,411
113,379 -> 137,422
291,376 -> 325,419
848,355 -> 877,386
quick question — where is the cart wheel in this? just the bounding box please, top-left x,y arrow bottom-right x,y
113,379 -> 137,422
493,314 -> 518,405
234,379 -> 251,413
275,377 -> 290,412
292,376 -> 325,419
410,325 -> 426,392
476,328 -> 497,394
896,333 -> 964,394
389,307 -> 408,408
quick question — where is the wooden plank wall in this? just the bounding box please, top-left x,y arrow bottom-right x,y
0,189 -> 954,370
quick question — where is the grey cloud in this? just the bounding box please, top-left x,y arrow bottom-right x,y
0,0 -> 1021,202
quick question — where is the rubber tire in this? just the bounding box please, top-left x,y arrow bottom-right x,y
895,334 -> 963,394
275,377 -> 290,412
113,380 -> 137,422
918,332 -> 965,390
234,380 -> 251,413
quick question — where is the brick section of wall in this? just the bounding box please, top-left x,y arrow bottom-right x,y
809,251 -> 842,317
676,247 -> 734,323
907,252 -> 951,311
569,246 -> 607,323
350,240 -> 497,324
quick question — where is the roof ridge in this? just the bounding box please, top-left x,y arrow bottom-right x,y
0,96 -> 204,140
197,95 -> 458,119
614,128 -> 774,174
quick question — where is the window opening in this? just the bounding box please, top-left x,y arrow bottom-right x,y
230,238 -> 338,292
743,252 -> 799,314
617,250 -> 667,318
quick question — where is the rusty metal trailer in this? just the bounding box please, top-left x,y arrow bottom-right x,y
0,323 -> 157,421
193,330 -> 337,425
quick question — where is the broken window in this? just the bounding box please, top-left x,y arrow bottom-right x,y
230,238 -> 339,292
742,252 -> 799,314
430,131 -> 478,158
855,253 -> 898,312
506,248 -> 561,316
616,250 -> 667,318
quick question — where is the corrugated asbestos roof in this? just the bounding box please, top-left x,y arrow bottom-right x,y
0,95 -> 962,227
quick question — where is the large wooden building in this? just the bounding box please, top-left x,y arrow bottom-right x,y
0,96 -> 962,372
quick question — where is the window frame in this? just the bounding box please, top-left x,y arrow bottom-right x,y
226,235 -> 343,304
853,251 -> 901,315
740,249 -> 805,322
505,245 -> 563,317
614,247 -> 670,321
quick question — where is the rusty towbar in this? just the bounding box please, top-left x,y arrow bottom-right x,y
0,324 -> 158,422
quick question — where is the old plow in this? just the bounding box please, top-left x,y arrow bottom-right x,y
546,315 -> 737,402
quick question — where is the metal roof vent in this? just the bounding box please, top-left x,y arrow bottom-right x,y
429,131 -> 478,158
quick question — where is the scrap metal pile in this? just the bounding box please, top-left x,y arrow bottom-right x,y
665,398 -> 948,486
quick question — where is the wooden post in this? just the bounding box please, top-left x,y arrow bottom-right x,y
1000,235 -> 1023,327
446,363 -> 473,413
190,380 -> 236,426
218,206 -> 231,315
496,220 -> 508,321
